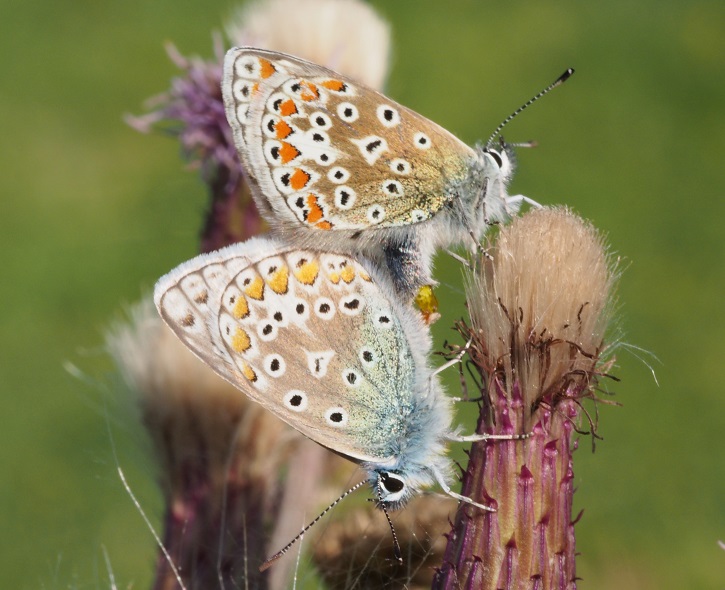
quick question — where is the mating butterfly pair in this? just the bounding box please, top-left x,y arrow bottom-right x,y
155,47 -> 570,566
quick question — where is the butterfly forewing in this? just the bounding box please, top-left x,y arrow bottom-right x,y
155,240 -> 420,464
223,47 -> 478,232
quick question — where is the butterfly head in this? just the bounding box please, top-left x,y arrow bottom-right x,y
480,137 -> 517,184
370,451 -> 451,510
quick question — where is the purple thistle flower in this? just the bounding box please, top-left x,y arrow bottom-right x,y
127,37 -> 264,253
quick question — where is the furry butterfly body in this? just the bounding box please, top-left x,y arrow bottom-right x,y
222,47 -> 522,296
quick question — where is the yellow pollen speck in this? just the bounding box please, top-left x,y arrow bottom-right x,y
294,260 -> 319,285
232,295 -> 249,319
414,285 -> 441,325
241,361 -> 257,382
340,265 -> 355,283
245,275 -> 265,300
231,327 -> 252,353
267,266 -> 289,294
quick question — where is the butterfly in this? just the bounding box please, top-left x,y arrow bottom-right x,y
221,48 -> 571,297
153,237 -> 519,563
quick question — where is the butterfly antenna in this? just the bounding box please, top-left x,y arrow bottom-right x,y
376,476 -> 403,565
259,479 -> 367,572
485,68 -> 575,148
506,140 -> 539,149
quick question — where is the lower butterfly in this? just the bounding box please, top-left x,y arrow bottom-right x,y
222,47 -> 572,296
154,237 -> 525,567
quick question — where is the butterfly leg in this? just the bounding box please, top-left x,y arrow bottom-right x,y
430,466 -> 495,512
447,431 -> 533,443
429,338 -> 485,402
506,194 -> 542,212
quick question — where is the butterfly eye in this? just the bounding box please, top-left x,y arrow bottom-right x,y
257,321 -> 278,341
366,204 -> 386,224
379,472 -> 406,495
374,310 -> 393,327
339,294 -> 364,315
390,158 -> 411,176
314,297 -> 336,319
381,180 -> 404,196
487,149 -> 503,168
263,354 -> 286,377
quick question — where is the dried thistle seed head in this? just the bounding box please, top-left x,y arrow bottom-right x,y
313,495 -> 457,590
465,206 -> 618,409
226,0 -> 391,91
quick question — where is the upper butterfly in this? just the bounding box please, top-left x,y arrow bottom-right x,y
222,47 -> 572,296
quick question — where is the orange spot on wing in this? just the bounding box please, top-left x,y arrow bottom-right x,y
251,82 -> 260,95
241,361 -> 257,382
328,271 -> 340,284
279,142 -> 301,164
275,120 -> 293,139
279,99 -> 298,117
232,295 -> 249,319
321,80 -> 346,92
306,194 -> 324,223
340,265 -> 355,283
290,169 -> 311,190
294,260 -> 319,285
231,327 -> 252,353
259,58 -> 276,79
244,276 -> 265,300
359,269 -> 372,282
267,266 -> 289,294
316,220 -> 333,230
299,81 -> 319,101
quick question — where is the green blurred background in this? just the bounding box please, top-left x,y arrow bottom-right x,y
1,0 -> 723,587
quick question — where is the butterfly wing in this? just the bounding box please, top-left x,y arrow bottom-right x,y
222,47 -> 479,232
154,237 -> 425,464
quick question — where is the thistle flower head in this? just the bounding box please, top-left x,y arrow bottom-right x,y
126,39 -> 236,190
435,208 -> 620,590
313,496 -> 457,590
466,206 -> 618,415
